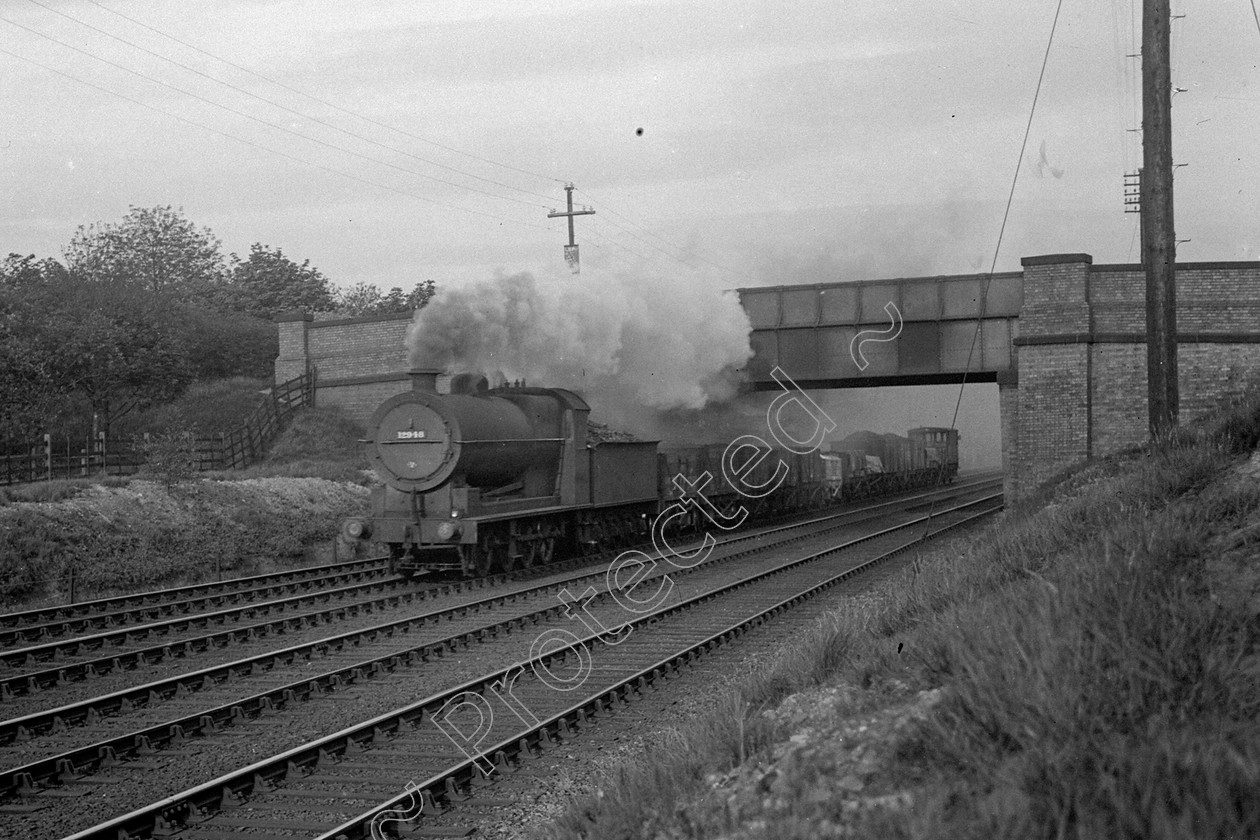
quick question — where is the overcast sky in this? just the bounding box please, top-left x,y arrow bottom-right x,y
3,0 -> 1254,292
2,1 -> 1254,459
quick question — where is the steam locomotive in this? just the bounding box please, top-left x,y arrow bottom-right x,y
347,370 -> 958,578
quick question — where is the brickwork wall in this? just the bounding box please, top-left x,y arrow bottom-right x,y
316,378 -> 414,422
1012,344 -> 1090,494
305,314 -> 413,380
1092,264 -> 1260,331
1018,256 -> 1092,334
1090,344 -> 1146,455
999,383 -> 1019,500
1006,257 -> 1260,500
1178,343 -> 1260,421
275,313 -> 311,383
274,311 -> 416,423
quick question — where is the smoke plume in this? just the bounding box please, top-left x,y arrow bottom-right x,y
405,269 -> 753,435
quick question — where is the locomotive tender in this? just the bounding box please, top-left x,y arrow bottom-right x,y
351,370 -> 958,577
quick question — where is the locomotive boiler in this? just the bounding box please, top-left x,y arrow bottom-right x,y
358,370 -> 658,577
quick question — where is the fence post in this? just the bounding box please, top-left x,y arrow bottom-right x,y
44,434 -> 51,481
98,432 -> 107,476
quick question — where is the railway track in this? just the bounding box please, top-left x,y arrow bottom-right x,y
0,558 -> 390,643
0,476 -> 998,706
0,472 -> 999,651
0,482 -> 1001,838
0,478 -> 999,741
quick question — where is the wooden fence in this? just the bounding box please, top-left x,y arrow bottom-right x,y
0,374 -> 312,486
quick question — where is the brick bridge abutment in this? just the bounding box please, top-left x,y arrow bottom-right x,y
1005,253 -> 1260,501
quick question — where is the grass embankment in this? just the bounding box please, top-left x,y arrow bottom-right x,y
0,407 -> 374,610
544,399 -> 1260,840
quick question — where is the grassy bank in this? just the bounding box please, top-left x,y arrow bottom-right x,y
543,399 -> 1260,840
0,408 -> 373,609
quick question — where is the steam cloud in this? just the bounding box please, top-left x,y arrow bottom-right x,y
405,269 -> 754,434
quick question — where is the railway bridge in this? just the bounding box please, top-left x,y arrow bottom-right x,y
275,253 -> 1260,502
739,253 -> 1260,500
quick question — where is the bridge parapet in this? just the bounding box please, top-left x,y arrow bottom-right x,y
738,271 -> 1022,389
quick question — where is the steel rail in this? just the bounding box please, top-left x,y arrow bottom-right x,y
0,478 -> 999,700
0,490 -> 999,800
0,478 -> 996,726
0,472 -> 997,643
0,574 -> 423,671
0,561 -> 394,648
53,497 -> 1001,840
0,557 -> 388,632
321,507 -> 1003,840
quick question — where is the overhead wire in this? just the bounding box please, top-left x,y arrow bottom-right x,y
86,0 -> 565,187
574,187 -> 755,284
920,0 -> 1065,536
76,0 -> 732,279
0,45 -> 551,231
584,221 -> 691,275
581,228 -> 664,275
12,3 -> 794,283
7,7 -> 550,212
25,0 -> 557,205
1113,0 -> 1144,263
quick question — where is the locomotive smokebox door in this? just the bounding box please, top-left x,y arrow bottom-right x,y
367,391 -> 460,491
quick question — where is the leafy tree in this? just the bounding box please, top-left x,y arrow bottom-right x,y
0,256 -> 73,437
181,304 -> 278,380
225,244 -> 336,320
0,294 -> 51,438
0,253 -> 191,437
0,253 -> 69,289
409,280 -> 437,309
333,280 -> 436,316
63,205 -> 227,302
48,277 -> 191,435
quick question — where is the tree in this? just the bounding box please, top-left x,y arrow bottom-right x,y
0,256 -> 73,437
181,304 -> 278,380
0,253 -> 69,289
45,277 -> 191,435
0,252 -> 192,437
333,280 -> 436,316
225,244 -> 336,320
64,205 -> 227,302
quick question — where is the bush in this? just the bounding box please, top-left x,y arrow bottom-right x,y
0,478 -> 100,505
115,376 -> 271,438
0,476 -> 369,610
134,430 -> 201,486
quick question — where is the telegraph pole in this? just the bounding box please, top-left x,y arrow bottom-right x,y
547,184 -> 595,274
1142,0 -> 1178,437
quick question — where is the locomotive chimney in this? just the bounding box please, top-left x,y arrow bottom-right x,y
408,369 -> 441,392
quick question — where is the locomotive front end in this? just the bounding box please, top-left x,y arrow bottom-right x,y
362,370 -> 589,577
